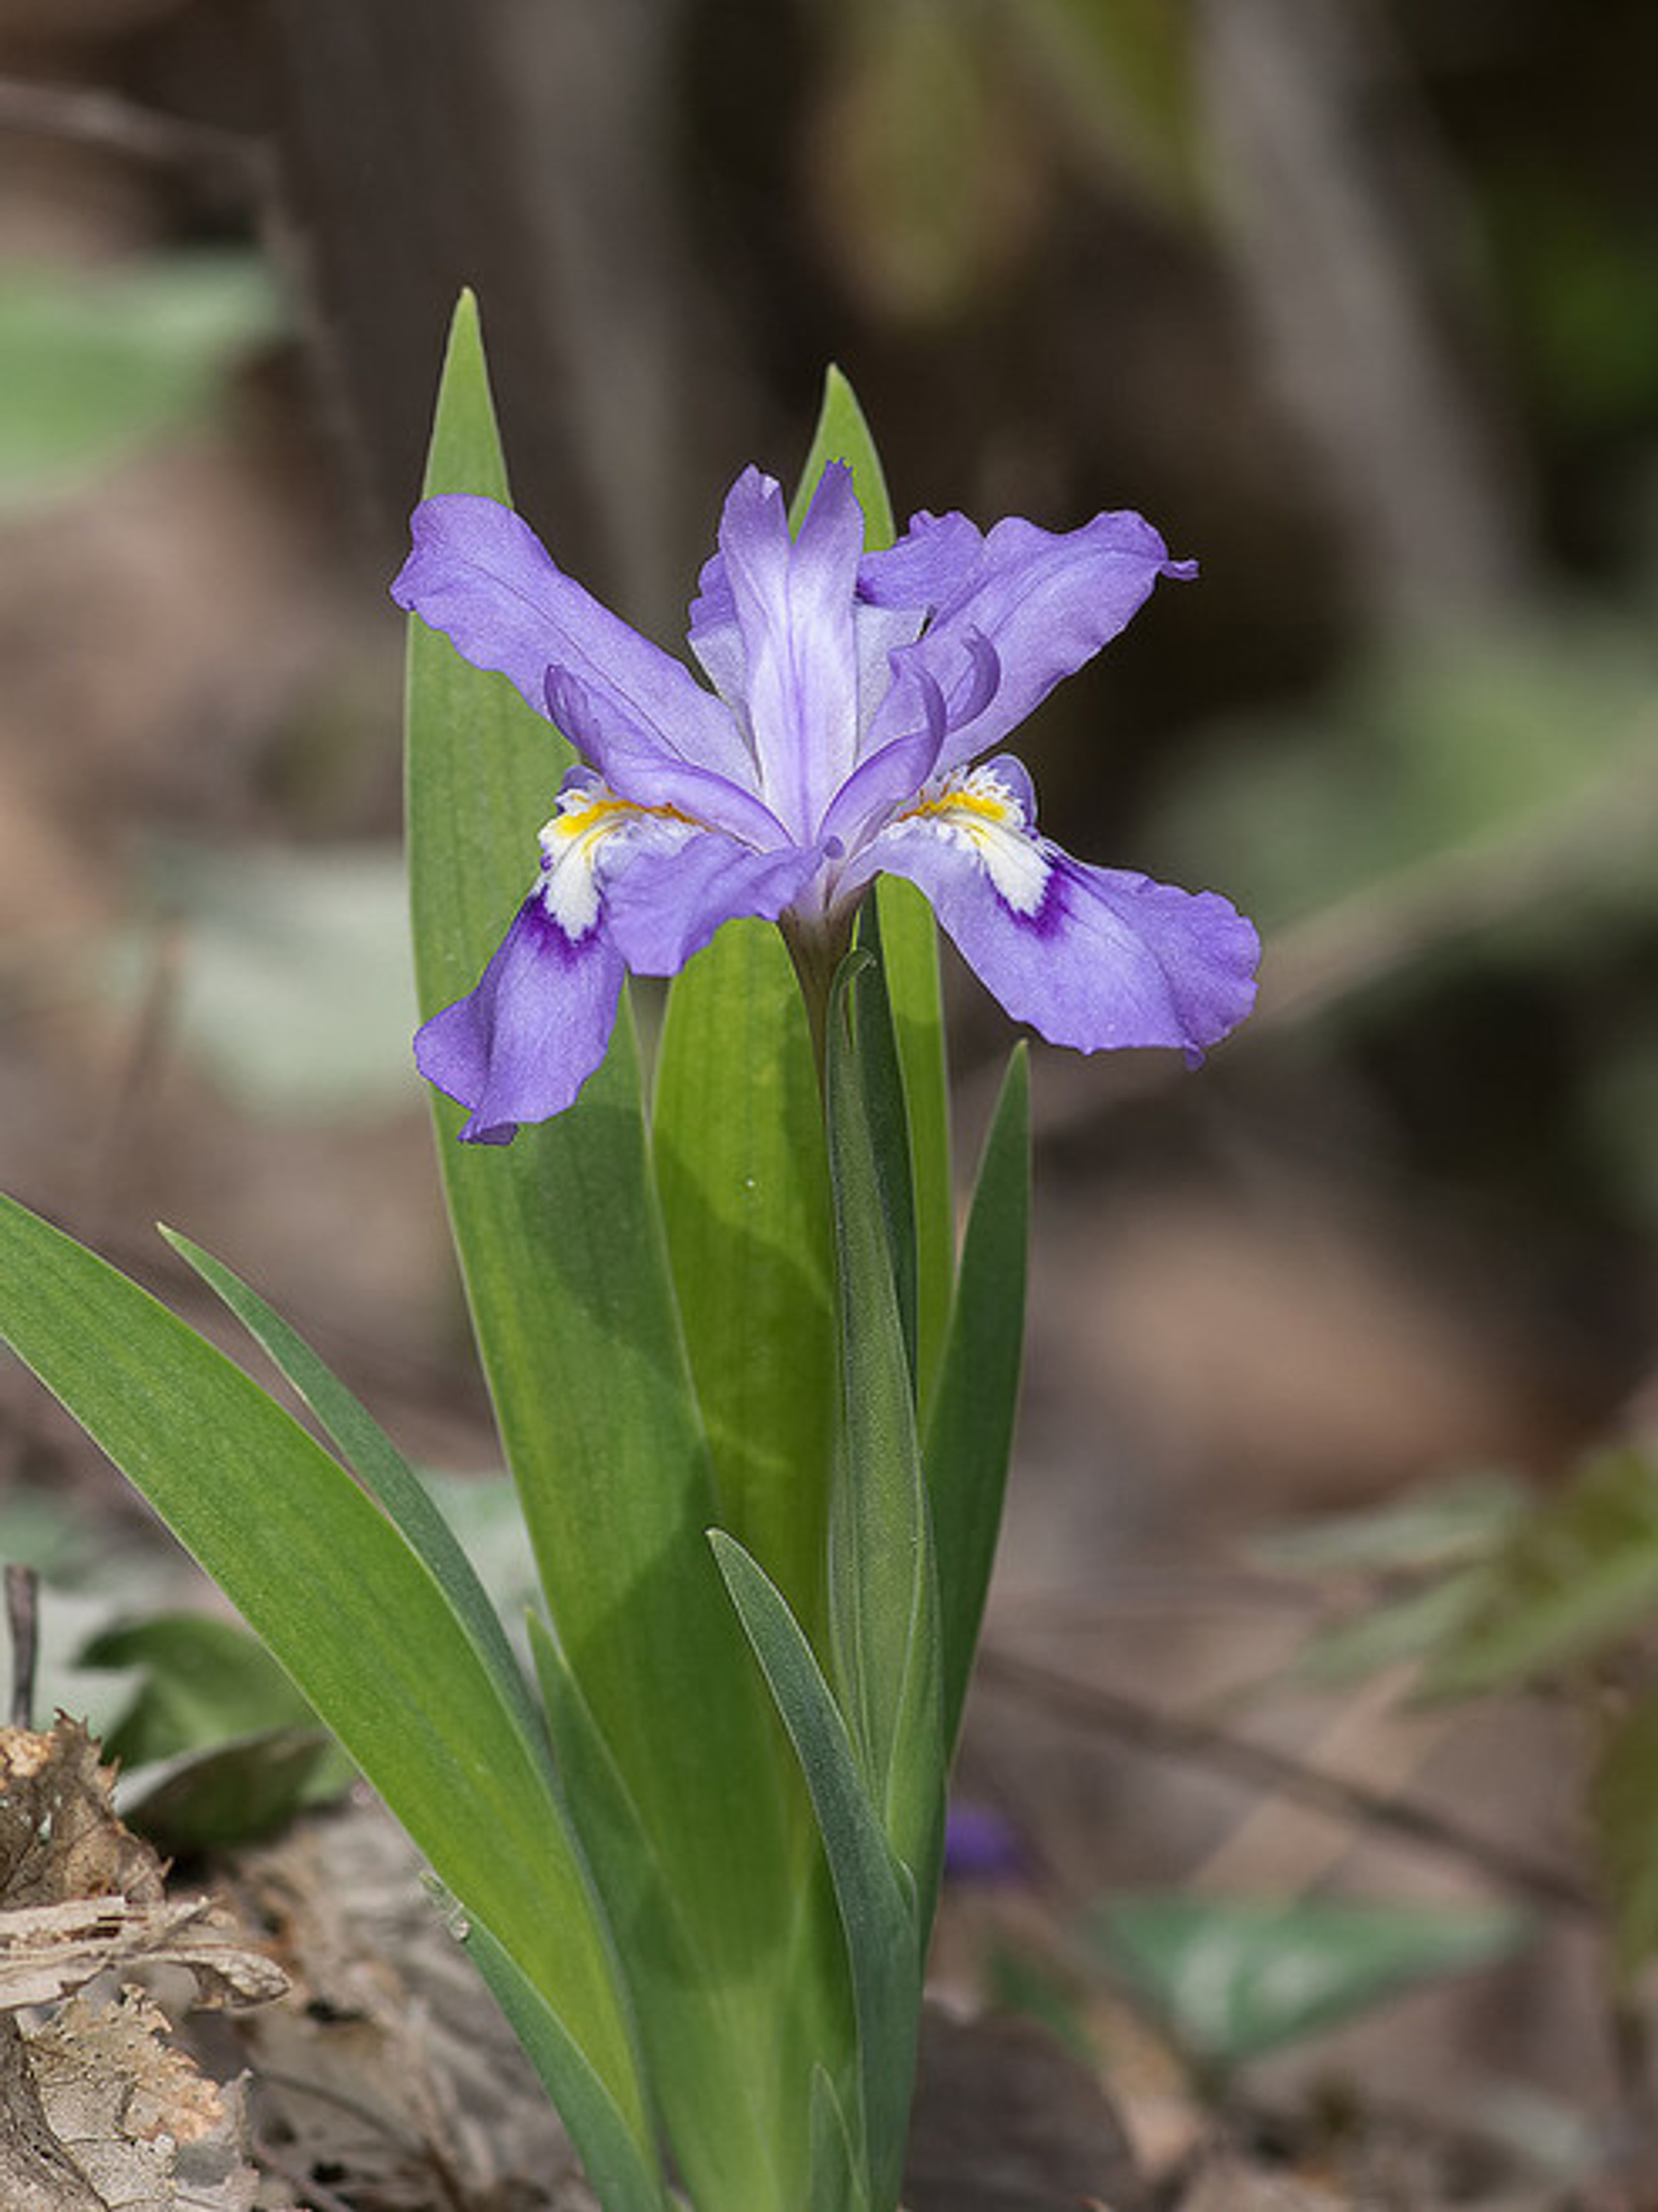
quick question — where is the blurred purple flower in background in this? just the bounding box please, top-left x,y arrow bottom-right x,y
942,1800 -> 1029,1887
394,462 -> 1258,1141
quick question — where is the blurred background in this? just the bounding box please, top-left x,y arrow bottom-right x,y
2,0 -> 1657,2195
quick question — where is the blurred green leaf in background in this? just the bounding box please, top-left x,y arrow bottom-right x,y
0,253 -> 283,514
105,840 -> 420,1121
1090,1892 -> 1532,2081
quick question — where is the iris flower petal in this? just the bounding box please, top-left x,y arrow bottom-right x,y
393,493 -> 753,786
600,828 -> 821,975
545,668 -> 788,849
694,538 -> 924,771
414,894 -> 625,1143
715,464 -> 865,834
686,544 -> 744,705
858,509 -> 984,609
865,758 -> 1258,1062
819,672 -> 948,853
865,509 -> 1194,771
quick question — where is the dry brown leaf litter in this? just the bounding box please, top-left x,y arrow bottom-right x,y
0,1718 -> 282,2209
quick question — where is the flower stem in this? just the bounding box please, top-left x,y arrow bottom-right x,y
779,911 -> 852,1098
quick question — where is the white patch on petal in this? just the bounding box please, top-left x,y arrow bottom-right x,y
896,765 -> 1050,916
538,782 -> 692,940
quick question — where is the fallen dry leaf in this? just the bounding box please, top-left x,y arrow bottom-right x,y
0,1718 -> 285,2209
27,1990 -> 262,2212
0,1894 -> 289,2013
1,1718 -> 163,1911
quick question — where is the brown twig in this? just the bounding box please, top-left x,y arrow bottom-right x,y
0,76 -> 266,193
977,1641 -> 1596,1921
5,1564 -> 38,1731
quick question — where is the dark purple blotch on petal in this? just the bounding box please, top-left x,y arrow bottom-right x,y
414,894 -> 625,1143
870,812 -> 1258,1064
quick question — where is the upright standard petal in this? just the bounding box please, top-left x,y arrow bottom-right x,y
865,758 -> 1258,1062
864,508 -> 1195,772
393,493 -> 753,786
694,521 -> 923,769
714,464 -> 865,835
414,895 -> 624,1142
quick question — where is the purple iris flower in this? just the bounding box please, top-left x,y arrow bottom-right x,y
393,462 -> 1258,1142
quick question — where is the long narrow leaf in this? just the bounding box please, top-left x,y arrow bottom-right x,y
824,957 -> 945,1893
0,1194 -> 653,2172
710,1531 -> 921,2212
924,1046 -> 1029,1755
788,365 -> 895,545
810,2066 -> 869,2212
653,917 -> 836,1649
461,1914 -> 670,2212
875,876 -> 953,1411
852,896 -> 918,1384
161,1225 -> 550,1781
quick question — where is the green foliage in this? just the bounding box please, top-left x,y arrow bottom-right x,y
789,365 -> 896,546
1420,1450 -> 1658,1700
1274,1450 -> 1658,1978
0,253 -> 282,512
108,841 -> 418,1121
1091,1893 -> 1531,2077
1591,1689 -> 1658,1979
84,1602 -> 350,1858
458,1917 -> 671,2212
85,1611 -> 344,1790
924,1048 -> 1028,1754
824,954 -> 944,1887
1266,1457 -> 1658,1702
1288,1569 -> 1494,1691
809,2068 -> 869,2212
163,1224 -> 549,1764
848,904 -> 922,1384
712,1532 -> 922,2212
115,1729 -> 341,1859
0,1192 -> 653,2175
877,875 -> 955,1412
653,916 -> 837,1647
1260,1474 -> 1529,1691
1253,1471 -> 1530,1579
